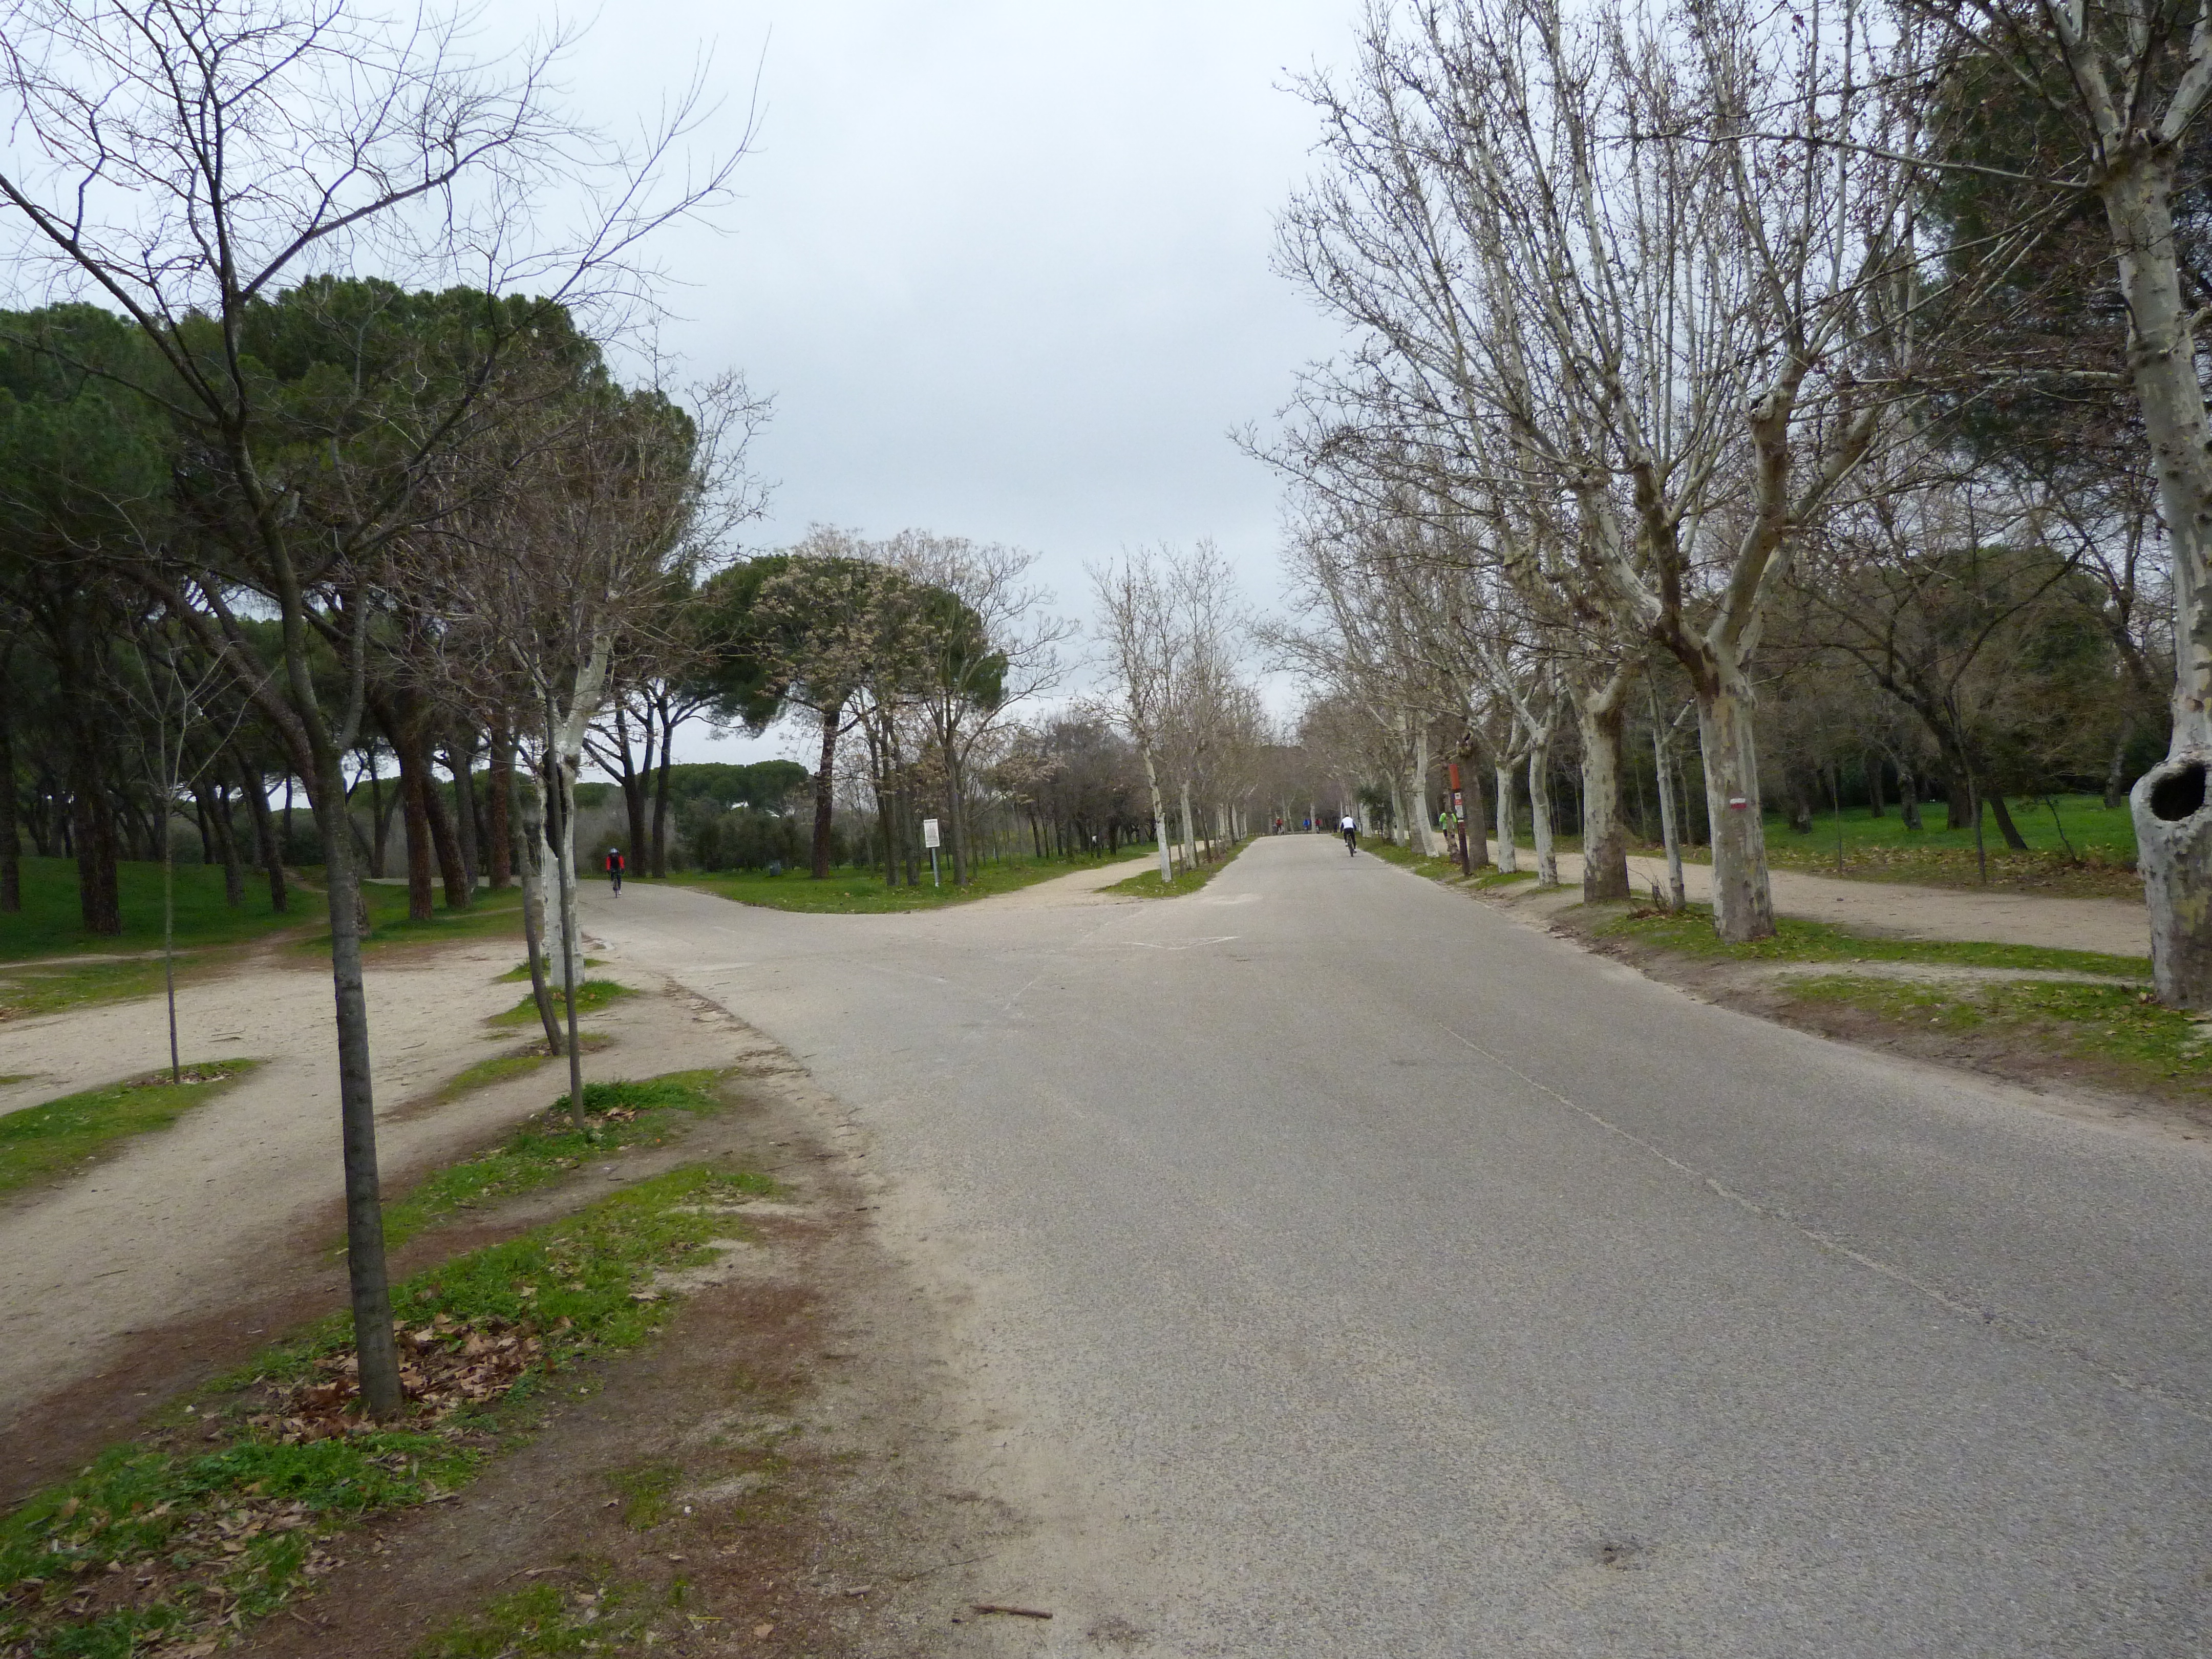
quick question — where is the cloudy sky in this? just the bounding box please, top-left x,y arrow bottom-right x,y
524,2 -> 1359,766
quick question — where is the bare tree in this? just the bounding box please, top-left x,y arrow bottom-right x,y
0,0 -> 750,1414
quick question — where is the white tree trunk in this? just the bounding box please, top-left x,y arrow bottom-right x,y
1179,778 -> 1198,870
1494,763 -> 1518,874
2104,168 -> 2212,1004
1696,680 -> 1775,942
1575,671 -> 1633,902
1408,720 -> 1438,856
1529,746 -> 1557,888
1143,747 -> 1173,881
1653,719 -> 1686,913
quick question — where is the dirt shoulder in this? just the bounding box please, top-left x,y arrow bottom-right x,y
1524,846 -> 2149,959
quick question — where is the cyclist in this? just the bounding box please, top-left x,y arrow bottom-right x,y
1340,812 -> 1358,856
605,846 -> 626,893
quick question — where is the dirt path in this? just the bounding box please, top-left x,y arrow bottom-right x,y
0,944 -> 770,1469
1522,846 -> 2148,956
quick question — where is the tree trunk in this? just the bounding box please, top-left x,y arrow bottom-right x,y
811,705 -> 840,880
486,730 -> 514,889
237,754 -> 287,913
1180,777 -> 1199,869
1945,778 -> 1974,832
1578,683 -> 1631,902
395,729 -> 436,923
1143,748 -> 1172,882
1529,745 -> 1558,888
1407,719 -> 1438,856
200,778 -> 245,906
1899,768 -> 1922,832
2104,162 -> 2212,1005
365,752 -> 392,879
1866,756 -> 1886,819
1653,715 -> 1686,912
308,743 -> 402,1420
1988,794 -> 2031,853
1460,752 -> 1489,870
68,740 -> 121,935
419,742 -> 470,910
1785,772 -> 1815,836
2103,717 -> 2133,810
449,731 -> 481,894
511,756 -> 563,1054
1,658 -> 21,913
1493,762 -> 1518,873
1695,684 -> 1776,942
650,713 -> 676,878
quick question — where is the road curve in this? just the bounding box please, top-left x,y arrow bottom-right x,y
584,836 -> 2212,1657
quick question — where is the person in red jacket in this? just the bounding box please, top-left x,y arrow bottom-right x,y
604,846 -> 625,893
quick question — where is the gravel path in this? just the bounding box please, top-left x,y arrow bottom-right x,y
1519,846 -> 2150,956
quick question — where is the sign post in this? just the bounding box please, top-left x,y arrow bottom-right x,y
922,817 -> 941,888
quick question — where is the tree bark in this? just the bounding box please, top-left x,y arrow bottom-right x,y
1528,745 -> 1558,888
650,709 -> 676,878
1407,719 -> 1438,856
811,705 -> 839,880
1577,675 -> 1633,902
509,755 -> 562,1053
486,730 -> 514,889
1493,763 -> 1518,873
199,778 -> 246,906
1696,684 -> 1775,942
1143,748 -> 1172,881
395,730 -> 436,923
449,730 -> 481,893
418,739 -> 470,910
1460,751 -> 1489,870
237,753 -> 287,913
1988,794 -> 2031,853
68,740 -> 121,935
0,657 -> 20,914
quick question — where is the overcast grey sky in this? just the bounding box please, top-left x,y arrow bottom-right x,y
527,2 -> 1356,767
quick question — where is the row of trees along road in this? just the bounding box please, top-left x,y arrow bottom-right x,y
0,0 -> 767,1418
1261,0 -> 2212,1007
1090,540 -> 1274,880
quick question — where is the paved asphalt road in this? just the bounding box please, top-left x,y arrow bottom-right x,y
584,836 -> 2212,1656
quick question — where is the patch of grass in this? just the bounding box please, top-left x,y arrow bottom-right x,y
357,883 -> 526,950
1784,974 -> 2212,1093
414,1578 -> 651,1657
1738,792 -> 2140,899
382,1071 -> 755,1248
495,957 -> 601,983
438,1049 -> 555,1102
0,956 -> 176,1020
1105,843 -> 1246,898
1596,902 -> 2152,979
3,1161 -> 773,1656
1,855 -> 306,962
607,1461 -> 685,1529
669,842 -> 1155,914
1362,839 -> 1464,881
488,978 -> 632,1027
0,1060 -> 257,1198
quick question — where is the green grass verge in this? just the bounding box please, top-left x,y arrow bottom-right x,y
1364,838 -> 1547,890
1741,792 -> 2139,899
668,843 -> 1155,914
1105,843 -> 1248,898
382,1072 -> 749,1249
1783,974 -> 2212,1094
0,1061 -> 257,1199
354,883 -> 526,951
2,1159 -> 773,1656
2,856 -> 304,962
1594,902 -> 2152,979
495,958 -> 601,984
0,958 -> 178,1020
487,979 -> 632,1028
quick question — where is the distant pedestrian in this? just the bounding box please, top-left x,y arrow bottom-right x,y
605,846 -> 626,893
1341,813 -> 1358,856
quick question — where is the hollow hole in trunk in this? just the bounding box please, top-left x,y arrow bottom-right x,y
2150,761 -> 2208,823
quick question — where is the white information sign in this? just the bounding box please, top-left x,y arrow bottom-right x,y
922,817 -> 942,849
